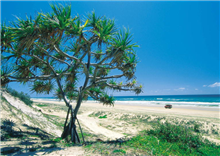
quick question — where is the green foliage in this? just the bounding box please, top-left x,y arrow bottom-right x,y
66,92 -> 78,100
127,122 -> 220,155
1,66 -> 12,87
31,81 -> 53,94
93,50 -> 103,61
109,79 -> 117,85
194,123 -> 200,133
99,115 -> 107,119
6,87 -> 33,106
1,23 -> 14,51
1,3 -> 142,109
147,122 -> 200,146
89,66 -> 94,74
100,93 -> 114,105
51,137 -> 62,143
113,149 -> 126,154
113,28 -> 139,51
55,88 -> 63,100
96,67 -> 110,77
86,121 -> 220,155
35,103 -> 48,107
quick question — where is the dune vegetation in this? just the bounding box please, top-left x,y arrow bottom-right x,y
1,90 -> 220,155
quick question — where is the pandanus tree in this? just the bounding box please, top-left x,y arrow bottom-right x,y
1,4 -> 142,143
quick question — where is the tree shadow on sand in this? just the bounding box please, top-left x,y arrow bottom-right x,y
1,119 -> 62,155
1,119 -> 131,155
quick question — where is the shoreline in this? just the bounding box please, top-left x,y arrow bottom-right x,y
32,99 -> 220,109
32,99 -> 220,119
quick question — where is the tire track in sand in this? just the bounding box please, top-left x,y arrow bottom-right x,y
78,112 -> 124,140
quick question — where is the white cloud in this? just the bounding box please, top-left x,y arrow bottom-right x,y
203,85 -> 207,87
195,88 -> 198,90
208,82 -> 220,88
174,87 -> 185,91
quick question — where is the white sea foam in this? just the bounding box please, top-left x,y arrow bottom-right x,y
114,100 -> 220,107
31,98 -> 220,108
31,98 -> 62,101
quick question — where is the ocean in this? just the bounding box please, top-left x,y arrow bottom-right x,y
32,94 -> 220,108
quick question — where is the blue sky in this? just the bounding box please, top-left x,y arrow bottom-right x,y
1,1 -> 219,96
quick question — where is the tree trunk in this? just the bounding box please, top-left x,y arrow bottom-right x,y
61,107 -> 81,143
61,88 -> 84,144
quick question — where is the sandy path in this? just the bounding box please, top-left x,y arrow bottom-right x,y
41,108 -> 125,140
78,111 -> 124,140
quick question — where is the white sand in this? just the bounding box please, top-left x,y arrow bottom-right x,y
2,92 -> 62,136
33,99 -> 220,119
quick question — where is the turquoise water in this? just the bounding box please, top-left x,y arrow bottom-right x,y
114,95 -> 220,103
32,94 -> 220,107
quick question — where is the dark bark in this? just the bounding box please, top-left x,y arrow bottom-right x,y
61,108 -> 81,143
61,87 -> 85,144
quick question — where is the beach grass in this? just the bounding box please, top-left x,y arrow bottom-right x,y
85,122 -> 220,155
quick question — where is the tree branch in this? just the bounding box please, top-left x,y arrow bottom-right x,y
8,75 -> 56,80
54,45 -> 80,62
54,45 -> 88,75
34,44 -> 71,67
94,74 -> 124,80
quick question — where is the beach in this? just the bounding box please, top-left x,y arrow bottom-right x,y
32,99 -> 220,119
1,92 -> 220,155
31,99 -> 220,145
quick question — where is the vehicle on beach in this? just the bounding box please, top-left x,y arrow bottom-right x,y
165,104 -> 172,109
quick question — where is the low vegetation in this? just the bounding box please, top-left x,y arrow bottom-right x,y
1,99 -> 219,155
5,87 -> 33,106
133,122 -> 219,155
85,122 -> 220,155
99,115 -> 107,119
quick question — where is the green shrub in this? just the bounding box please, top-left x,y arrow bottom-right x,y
145,122 -> 220,155
51,137 -> 62,143
194,123 -> 200,132
113,149 -> 126,154
147,122 -> 201,147
6,87 -> 33,106
99,115 -> 107,119
36,103 -> 48,107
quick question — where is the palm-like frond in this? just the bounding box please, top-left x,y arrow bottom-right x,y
31,81 -> 53,94
124,69 -> 135,80
89,87 -> 102,96
96,67 -> 110,77
93,50 -> 103,62
109,79 -> 117,85
66,92 -> 78,100
134,85 -> 143,94
99,93 -> 114,106
65,17 -> 82,36
2,3 -> 142,112
111,28 -> 139,52
87,11 -> 101,28
65,82 -> 76,92
10,15 -> 39,51
14,60 -> 32,79
1,66 -> 13,87
54,88 -> 63,100
93,17 -> 116,47
49,4 -> 71,30
1,23 -> 14,51
66,66 -> 78,83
